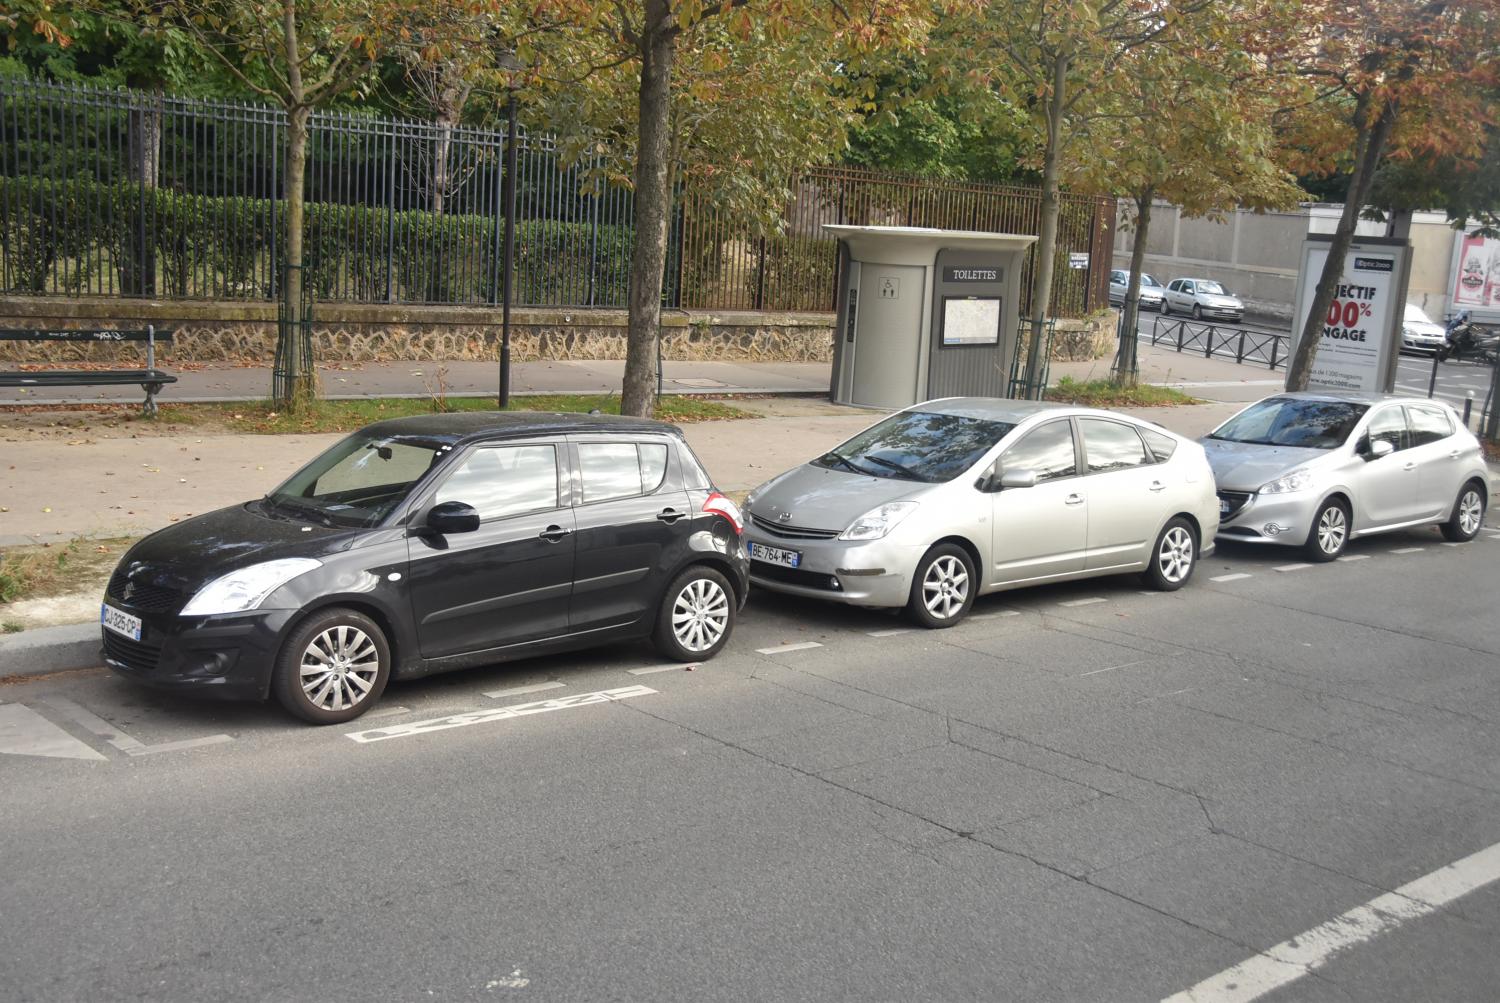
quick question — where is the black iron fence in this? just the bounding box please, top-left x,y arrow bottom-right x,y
1150,318 -> 1290,370
1,78 -> 1112,316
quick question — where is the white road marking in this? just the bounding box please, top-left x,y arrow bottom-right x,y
626,663 -> 696,676
1060,597 -> 1108,607
1336,554 -> 1371,562
345,685 -> 656,744
1390,546 -> 1425,554
43,696 -> 234,757
483,681 -> 566,699
1209,573 -> 1252,583
1081,658 -> 1152,677
755,641 -> 824,655
485,971 -> 530,989
867,628 -> 913,638
363,705 -> 414,719
1442,542 -> 1467,547
1163,840 -> 1500,1003
0,704 -> 106,761
968,610 -> 1021,621
1273,563 -> 1313,572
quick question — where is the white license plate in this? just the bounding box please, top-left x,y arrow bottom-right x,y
1220,499 -> 1231,514
101,603 -> 142,641
750,543 -> 801,568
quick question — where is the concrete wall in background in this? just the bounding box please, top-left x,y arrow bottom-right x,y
1114,204 -> 1459,323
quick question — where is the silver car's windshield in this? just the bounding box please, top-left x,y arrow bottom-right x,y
815,411 -> 1017,483
1208,398 -> 1368,449
268,431 -> 447,526
1142,274 -> 1162,287
1198,281 -> 1227,295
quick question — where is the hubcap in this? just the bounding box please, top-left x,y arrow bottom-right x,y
1459,490 -> 1484,535
300,624 -> 379,712
1157,526 -> 1194,583
1318,505 -> 1347,554
672,578 -> 729,653
922,555 -> 969,620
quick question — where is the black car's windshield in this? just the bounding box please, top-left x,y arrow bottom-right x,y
268,431 -> 448,527
1208,398 -> 1368,449
813,410 -> 1016,483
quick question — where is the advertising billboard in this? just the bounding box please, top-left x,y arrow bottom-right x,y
1451,232 -> 1500,315
1289,236 -> 1409,394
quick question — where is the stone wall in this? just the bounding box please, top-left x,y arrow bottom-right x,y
0,298 -> 836,365
1050,310 -> 1117,362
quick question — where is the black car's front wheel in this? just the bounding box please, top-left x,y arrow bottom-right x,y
654,566 -> 736,662
273,607 -> 391,724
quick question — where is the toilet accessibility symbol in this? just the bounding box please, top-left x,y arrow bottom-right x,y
878,276 -> 900,299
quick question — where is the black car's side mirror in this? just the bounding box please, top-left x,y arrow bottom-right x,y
425,500 -> 480,534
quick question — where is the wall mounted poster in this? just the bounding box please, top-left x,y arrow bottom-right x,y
942,297 -> 1001,345
1453,232 -> 1500,311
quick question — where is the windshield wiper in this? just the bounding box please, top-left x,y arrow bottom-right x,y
267,495 -> 337,526
821,451 -> 877,476
864,456 -> 924,480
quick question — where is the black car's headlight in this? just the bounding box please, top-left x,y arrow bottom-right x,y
181,558 -> 322,616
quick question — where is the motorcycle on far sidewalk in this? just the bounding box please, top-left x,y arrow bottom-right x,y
1439,311 -> 1500,364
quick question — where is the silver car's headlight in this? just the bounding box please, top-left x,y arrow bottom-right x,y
839,501 -> 918,541
1259,467 -> 1316,495
181,558 -> 322,616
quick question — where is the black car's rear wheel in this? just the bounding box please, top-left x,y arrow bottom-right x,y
273,607 -> 390,724
654,566 -> 736,661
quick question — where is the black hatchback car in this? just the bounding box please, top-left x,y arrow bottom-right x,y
100,412 -> 749,724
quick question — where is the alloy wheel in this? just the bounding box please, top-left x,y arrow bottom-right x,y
922,555 -> 970,620
300,625 -> 380,712
1459,489 -> 1484,536
1317,505 -> 1348,555
672,578 -> 730,653
1157,526 -> 1195,583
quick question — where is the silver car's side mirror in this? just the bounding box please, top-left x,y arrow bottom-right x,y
1366,438 -> 1395,460
999,469 -> 1039,490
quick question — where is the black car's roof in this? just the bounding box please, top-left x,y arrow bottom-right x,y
361,410 -> 682,445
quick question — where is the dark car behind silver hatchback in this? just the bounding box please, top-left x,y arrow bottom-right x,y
100,412 -> 748,724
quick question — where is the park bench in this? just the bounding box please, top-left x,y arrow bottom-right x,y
0,326 -> 177,415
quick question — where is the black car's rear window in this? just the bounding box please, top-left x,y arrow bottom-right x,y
814,410 -> 1016,483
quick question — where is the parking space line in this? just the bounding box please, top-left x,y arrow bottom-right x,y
626,664 -> 695,676
1163,840 -> 1500,1003
969,610 -> 1021,621
1336,554 -> 1371,562
1390,547 -> 1425,554
755,641 -> 824,655
345,685 -> 657,744
1081,658 -> 1151,677
483,681 -> 566,700
866,628 -> 913,638
1059,597 -> 1107,608
1442,542 -> 1467,547
1209,573 -> 1252,583
1274,563 -> 1313,572
41,697 -> 144,754
128,735 -> 235,756
363,705 -> 414,719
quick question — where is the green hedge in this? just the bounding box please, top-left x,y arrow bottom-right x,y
0,174 -> 634,306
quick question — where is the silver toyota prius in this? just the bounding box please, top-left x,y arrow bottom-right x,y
1203,392 -> 1491,561
743,398 -> 1220,627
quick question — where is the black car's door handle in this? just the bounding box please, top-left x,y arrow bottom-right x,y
538,525 -> 571,543
656,508 -> 686,523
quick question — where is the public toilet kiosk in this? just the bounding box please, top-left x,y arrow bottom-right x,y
824,225 -> 1037,409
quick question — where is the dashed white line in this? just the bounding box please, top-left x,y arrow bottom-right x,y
626,663 -> 696,676
1274,563 -> 1313,572
968,610 -> 1022,621
1336,554 -> 1371,562
346,686 -> 656,744
483,681 -> 566,699
1163,840 -> 1500,1003
755,641 -> 824,655
363,705 -> 414,719
1442,542 -> 1467,547
1209,573 -> 1252,583
1390,546 -> 1425,554
1059,597 -> 1108,608
866,628 -> 913,638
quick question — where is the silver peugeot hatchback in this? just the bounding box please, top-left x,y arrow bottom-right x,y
743,398 -> 1220,628
1203,392 -> 1491,561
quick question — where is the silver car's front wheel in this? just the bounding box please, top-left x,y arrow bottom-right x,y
1304,498 -> 1350,561
1156,526 -> 1194,583
907,544 -> 976,629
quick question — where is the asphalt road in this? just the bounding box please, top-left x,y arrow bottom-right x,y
5,520 -> 1500,1001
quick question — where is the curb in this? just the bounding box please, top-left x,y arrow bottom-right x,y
0,622 -> 100,680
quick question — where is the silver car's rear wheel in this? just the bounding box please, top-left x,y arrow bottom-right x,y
1441,482 -> 1487,542
1304,498 -> 1350,561
1143,517 -> 1196,591
907,544 -> 976,629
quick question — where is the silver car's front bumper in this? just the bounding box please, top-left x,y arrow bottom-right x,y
1216,488 -> 1319,547
743,527 -> 925,608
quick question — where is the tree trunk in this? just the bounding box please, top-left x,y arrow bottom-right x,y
1111,186 -> 1153,386
1286,96 -> 1397,391
123,87 -> 162,296
279,103 -> 316,405
1021,50 -> 1069,399
620,0 -> 675,419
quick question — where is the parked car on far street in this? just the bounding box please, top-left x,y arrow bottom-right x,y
1401,303 -> 1448,354
1203,392 -> 1489,562
99,412 -> 749,724
1109,269 -> 1165,311
743,399 -> 1220,628
1162,277 -> 1244,322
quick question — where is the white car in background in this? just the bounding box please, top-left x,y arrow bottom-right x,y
1401,303 -> 1448,354
1162,278 -> 1244,322
1109,270 -> 1165,310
